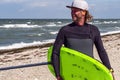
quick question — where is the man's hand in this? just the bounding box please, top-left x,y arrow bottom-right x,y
111,72 -> 115,80
57,76 -> 63,80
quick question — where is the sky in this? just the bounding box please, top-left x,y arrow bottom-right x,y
0,0 -> 120,19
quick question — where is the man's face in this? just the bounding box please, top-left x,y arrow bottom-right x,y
71,7 -> 86,23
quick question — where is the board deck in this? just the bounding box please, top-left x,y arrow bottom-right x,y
47,46 -> 113,80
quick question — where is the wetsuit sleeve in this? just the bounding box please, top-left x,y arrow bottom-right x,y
52,27 -> 65,77
94,28 -> 112,69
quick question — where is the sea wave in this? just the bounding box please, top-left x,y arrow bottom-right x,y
50,31 -> 58,34
0,24 -> 41,28
0,39 -> 54,50
91,20 -> 120,24
28,33 -> 45,37
45,22 -> 57,27
45,22 -> 68,27
101,30 -> 120,36
0,23 -> 66,28
0,19 -> 120,51
0,30 -> 120,51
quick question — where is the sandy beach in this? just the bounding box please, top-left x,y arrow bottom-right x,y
0,33 -> 120,80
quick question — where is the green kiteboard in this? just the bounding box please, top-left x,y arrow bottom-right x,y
47,46 -> 113,80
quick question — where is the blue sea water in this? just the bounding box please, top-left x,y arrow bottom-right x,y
0,19 -> 120,50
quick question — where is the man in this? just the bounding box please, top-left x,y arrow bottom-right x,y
52,0 -> 114,80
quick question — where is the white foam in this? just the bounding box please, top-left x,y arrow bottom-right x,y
46,22 -> 56,27
26,21 -> 31,24
91,20 -> 119,25
50,31 -> 58,34
29,33 -> 44,37
57,21 -> 62,24
0,39 -> 54,50
101,30 -> 120,36
115,26 -> 120,29
0,24 -> 41,28
103,21 -> 118,24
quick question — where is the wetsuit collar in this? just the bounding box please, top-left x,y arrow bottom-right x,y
72,22 -> 88,27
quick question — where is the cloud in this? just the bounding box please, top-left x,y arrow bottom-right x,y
17,1 -> 50,13
17,1 -> 49,12
17,1 -> 52,13
0,0 -> 28,3
18,8 -> 25,12
0,0 -> 66,8
28,2 -> 49,8
27,0 -> 64,8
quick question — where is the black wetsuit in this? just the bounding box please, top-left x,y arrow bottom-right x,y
52,22 -> 112,77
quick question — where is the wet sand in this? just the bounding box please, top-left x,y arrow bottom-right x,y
0,33 -> 120,80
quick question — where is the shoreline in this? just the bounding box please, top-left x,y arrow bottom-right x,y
0,33 -> 120,80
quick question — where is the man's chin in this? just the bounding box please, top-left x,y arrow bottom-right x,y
72,18 -> 77,22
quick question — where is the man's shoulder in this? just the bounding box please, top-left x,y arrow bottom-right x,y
60,22 -> 73,30
87,23 -> 99,31
87,23 -> 97,28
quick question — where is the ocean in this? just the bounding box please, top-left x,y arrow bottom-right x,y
0,19 -> 120,50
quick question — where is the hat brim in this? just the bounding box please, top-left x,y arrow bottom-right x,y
66,6 -> 83,10
66,6 -> 73,8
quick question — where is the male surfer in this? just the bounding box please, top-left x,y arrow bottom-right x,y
51,0 -> 115,80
